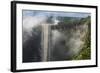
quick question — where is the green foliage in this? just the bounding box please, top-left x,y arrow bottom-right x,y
74,47 -> 91,60
58,16 -> 80,25
72,16 -> 91,60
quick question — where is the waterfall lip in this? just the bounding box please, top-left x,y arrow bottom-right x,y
54,19 -> 59,25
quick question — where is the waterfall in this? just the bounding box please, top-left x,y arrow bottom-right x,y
42,24 -> 49,61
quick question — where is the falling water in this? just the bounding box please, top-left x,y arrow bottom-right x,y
42,24 -> 49,61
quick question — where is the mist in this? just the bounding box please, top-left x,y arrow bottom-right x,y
23,10 -> 90,62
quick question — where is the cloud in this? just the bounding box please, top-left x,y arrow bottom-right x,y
23,12 -> 50,43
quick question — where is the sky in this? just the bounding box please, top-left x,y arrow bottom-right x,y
23,10 -> 90,18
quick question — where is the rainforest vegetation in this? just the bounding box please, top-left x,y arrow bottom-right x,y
23,10 -> 91,62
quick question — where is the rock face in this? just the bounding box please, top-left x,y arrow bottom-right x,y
50,21 -> 89,61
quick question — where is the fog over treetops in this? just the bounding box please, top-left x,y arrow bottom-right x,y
22,10 -> 91,62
